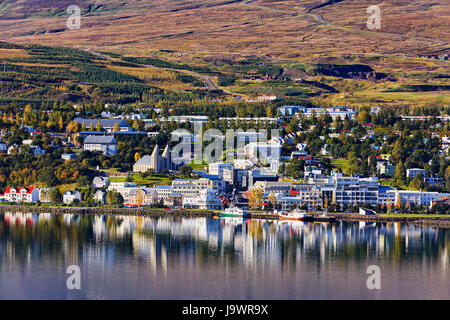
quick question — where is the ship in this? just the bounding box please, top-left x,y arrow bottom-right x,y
275,209 -> 307,221
220,207 -> 250,218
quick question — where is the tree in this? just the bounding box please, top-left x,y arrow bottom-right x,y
179,165 -> 193,177
106,190 -> 124,206
134,152 -> 141,162
347,151 -> 359,175
248,187 -> 264,209
357,109 -> 370,124
133,119 -> 139,131
113,122 -> 120,132
96,120 -> 102,132
268,192 -> 277,209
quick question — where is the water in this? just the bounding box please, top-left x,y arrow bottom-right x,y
0,212 -> 448,300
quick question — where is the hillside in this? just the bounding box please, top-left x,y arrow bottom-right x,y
0,0 -> 448,108
0,0 -> 448,58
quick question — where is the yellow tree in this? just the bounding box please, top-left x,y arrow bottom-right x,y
248,188 -> 264,209
134,152 -> 141,162
268,192 -> 277,208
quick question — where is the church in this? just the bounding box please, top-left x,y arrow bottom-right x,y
133,145 -> 171,173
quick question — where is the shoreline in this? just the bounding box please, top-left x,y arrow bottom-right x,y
1,205 -> 449,227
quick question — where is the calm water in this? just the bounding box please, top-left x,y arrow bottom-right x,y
0,212 -> 448,300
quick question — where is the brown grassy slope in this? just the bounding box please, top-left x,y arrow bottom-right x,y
0,0 -> 447,59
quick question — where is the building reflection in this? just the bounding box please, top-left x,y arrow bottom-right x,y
0,212 -> 448,280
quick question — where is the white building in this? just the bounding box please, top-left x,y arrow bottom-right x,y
83,135 -> 118,156
182,188 -> 221,210
395,190 -> 450,207
93,176 -> 110,188
63,190 -> 81,205
244,142 -> 281,160
94,190 -> 107,204
208,162 -> 234,179
1,187 -> 40,203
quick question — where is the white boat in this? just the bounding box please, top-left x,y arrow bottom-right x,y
220,207 -> 250,218
275,209 -> 307,221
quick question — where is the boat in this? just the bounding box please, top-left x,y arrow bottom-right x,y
220,207 -> 250,218
275,209 -> 307,221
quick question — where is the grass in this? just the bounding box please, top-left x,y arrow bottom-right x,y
109,173 -> 172,186
331,159 -> 350,173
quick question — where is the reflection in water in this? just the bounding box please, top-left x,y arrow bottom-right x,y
0,212 -> 448,299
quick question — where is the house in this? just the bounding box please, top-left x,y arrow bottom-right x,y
7,144 -> 18,155
94,190 -> 107,204
163,194 -> 183,208
63,190 -> 81,205
39,188 -> 55,203
133,145 -> 171,173
83,135 -> 117,156
0,141 -> 7,154
29,145 -> 46,156
1,187 -> 40,203
61,154 -> 77,160
406,168 -> 426,179
93,176 -> 110,188
379,162 -> 396,177
125,187 -> 159,206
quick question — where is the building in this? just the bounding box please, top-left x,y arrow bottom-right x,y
171,178 -> 221,197
378,185 -> 396,206
166,115 -> 208,124
406,168 -> 426,178
39,188 -> 53,203
93,176 -> 110,188
73,118 -> 132,133
1,187 -> 40,203
133,145 -> 171,173
248,168 -> 278,186
395,190 -> 450,207
208,162 -> 234,179
300,107 -> 356,120
63,190 -> 81,205
244,142 -> 281,161
279,105 -> 307,117
83,135 -> 118,156
125,187 -> 159,206
182,188 -> 221,210
94,190 -> 106,204
379,162 -> 396,177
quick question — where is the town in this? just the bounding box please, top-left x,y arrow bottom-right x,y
1,103 -> 449,215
